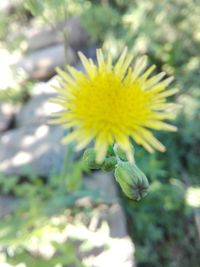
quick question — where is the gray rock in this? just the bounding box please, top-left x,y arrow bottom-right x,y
0,125 -> 66,177
30,76 -> 61,96
92,236 -> 134,267
15,61 -> 91,128
84,172 -> 118,203
0,0 -> 10,12
26,17 -> 89,52
83,172 -> 130,238
26,27 -> 62,53
0,0 -> 22,15
65,16 -> 89,50
16,92 -> 62,127
17,45 -> 77,80
74,172 -> 135,267
0,103 -> 15,133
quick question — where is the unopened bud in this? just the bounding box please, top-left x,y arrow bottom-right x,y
83,148 -> 102,170
102,156 -> 117,172
114,162 -> 149,200
107,145 -> 115,157
114,146 -> 128,161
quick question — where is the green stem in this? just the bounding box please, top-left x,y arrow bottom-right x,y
113,144 -> 123,164
63,3 -> 68,65
63,29 -> 68,65
113,143 -> 136,164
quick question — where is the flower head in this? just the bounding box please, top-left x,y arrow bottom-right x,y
114,161 -> 149,200
51,48 -> 178,163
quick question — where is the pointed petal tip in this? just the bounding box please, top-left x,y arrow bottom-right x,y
122,46 -> 128,54
78,51 -> 88,62
61,139 -> 66,145
95,153 -> 104,165
95,144 -> 108,164
160,146 -> 166,152
48,119 -> 57,125
75,145 -> 82,152
164,123 -> 178,132
172,126 -> 178,132
141,54 -> 148,61
148,149 -> 154,154
77,51 -> 84,57
55,66 -> 61,72
164,76 -> 174,85
127,152 -> 134,163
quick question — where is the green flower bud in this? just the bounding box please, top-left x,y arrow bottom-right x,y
107,145 -> 115,157
83,148 -> 102,170
114,146 -> 128,161
114,144 -> 135,162
101,156 -> 117,172
114,162 -> 149,200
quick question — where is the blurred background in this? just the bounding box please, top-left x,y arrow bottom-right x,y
0,0 -> 200,266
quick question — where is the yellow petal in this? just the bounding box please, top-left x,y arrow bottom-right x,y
96,49 -> 106,71
144,72 -> 166,89
144,120 -> 177,131
78,52 -> 97,78
116,134 -> 133,162
140,65 -> 156,82
132,55 -> 148,81
95,133 -> 108,163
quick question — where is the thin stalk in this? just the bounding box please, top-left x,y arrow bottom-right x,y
63,2 -> 68,65
113,144 -> 123,164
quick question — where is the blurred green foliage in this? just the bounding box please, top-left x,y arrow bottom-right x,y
24,0 -> 69,26
0,0 -> 200,266
123,180 -> 200,267
0,146 -> 90,266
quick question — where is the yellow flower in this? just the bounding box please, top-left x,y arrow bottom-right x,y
51,48 -> 178,163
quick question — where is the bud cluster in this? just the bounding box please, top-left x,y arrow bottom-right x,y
82,146 -> 149,201
82,147 -> 117,172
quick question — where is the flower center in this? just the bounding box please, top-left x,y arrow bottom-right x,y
72,72 -> 149,135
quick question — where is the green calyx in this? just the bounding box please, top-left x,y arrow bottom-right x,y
114,161 -> 149,201
82,148 -> 102,170
114,146 -> 128,161
107,145 -> 115,157
101,156 -> 117,171
82,148 -> 117,171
